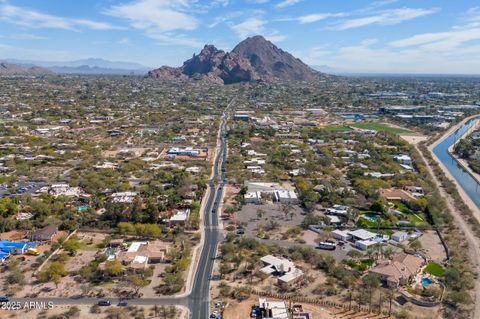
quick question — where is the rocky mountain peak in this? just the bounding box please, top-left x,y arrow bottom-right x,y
147,35 -> 322,84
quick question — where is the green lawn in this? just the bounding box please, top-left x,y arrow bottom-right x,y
351,122 -> 411,134
347,258 -> 374,271
321,125 -> 352,131
424,262 -> 445,277
408,213 -> 428,226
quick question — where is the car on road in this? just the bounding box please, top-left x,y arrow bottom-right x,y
98,300 -> 111,306
118,300 -> 128,306
0,296 -> 10,303
250,306 -> 260,317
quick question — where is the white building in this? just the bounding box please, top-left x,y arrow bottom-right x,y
111,191 -> 138,203
327,205 -> 350,216
332,229 -> 350,241
260,255 -> 304,287
258,298 -> 289,319
274,190 -> 299,204
391,231 -> 408,243
168,209 -> 190,226
244,191 -> 261,204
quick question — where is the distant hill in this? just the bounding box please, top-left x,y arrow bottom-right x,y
2,58 -> 150,75
0,62 -> 52,76
148,35 -> 323,84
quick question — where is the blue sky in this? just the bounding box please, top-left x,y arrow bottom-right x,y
0,0 -> 479,74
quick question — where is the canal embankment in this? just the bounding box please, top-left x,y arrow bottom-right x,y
429,114 -> 480,221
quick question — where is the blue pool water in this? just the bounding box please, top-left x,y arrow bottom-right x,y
362,214 -> 381,222
78,205 -> 88,212
421,277 -> 433,287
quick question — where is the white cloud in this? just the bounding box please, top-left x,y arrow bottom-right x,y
209,11 -> 243,28
10,33 -> 47,40
276,0 -> 303,9
278,12 -> 345,24
231,17 -> 265,39
331,7 -> 438,30
106,0 -> 197,32
105,0 -> 201,47
0,3 -> 119,31
117,38 -> 130,45
304,34 -> 480,74
147,32 -> 202,47
231,17 -> 286,42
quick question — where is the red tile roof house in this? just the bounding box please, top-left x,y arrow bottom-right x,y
369,253 -> 425,288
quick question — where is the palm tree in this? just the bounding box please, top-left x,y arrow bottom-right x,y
383,246 -> 394,259
362,273 -> 380,313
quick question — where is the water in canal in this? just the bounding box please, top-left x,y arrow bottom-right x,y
433,117 -> 480,209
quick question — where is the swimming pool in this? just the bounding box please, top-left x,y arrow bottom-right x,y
362,214 -> 381,222
78,205 -> 89,212
421,277 -> 433,287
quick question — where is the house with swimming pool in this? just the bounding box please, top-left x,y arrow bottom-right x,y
369,252 -> 425,288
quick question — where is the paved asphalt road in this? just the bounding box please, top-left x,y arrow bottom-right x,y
188,106 -> 229,319
8,102 -> 233,319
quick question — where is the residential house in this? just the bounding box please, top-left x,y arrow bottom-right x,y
369,253 -> 425,288
391,231 -> 409,243
111,192 -> 138,203
115,241 -> 170,269
30,225 -> 58,242
332,229 -> 379,250
168,209 -> 190,227
260,255 -> 304,287
380,188 -> 416,202
394,154 -> 414,171
327,205 -> 350,216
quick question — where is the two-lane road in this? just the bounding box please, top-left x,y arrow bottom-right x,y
189,104 -> 230,319
8,100 -> 233,319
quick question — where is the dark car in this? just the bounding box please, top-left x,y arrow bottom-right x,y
98,300 -> 111,306
118,300 -> 128,306
0,296 -> 10,302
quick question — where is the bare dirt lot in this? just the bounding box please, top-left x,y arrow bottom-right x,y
235,203 -> 306,240
223,295 -> 336,319
418,230 -> 447,263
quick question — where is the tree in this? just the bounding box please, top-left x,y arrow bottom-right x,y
256,209 -> 265,220
347,249 -> 362,261
409,239 -> 422,252
37,261 -> 68,287
117,222 -> 135,235
362,273 -> 380,312
0,198 -> 18,217
126,274 -> 149,296
135,223 -> 161,238
104,260 -> 124,277
220,263 -> 232,279
63,238 -> 81,255
6,268 -> 25,285
445,290 -> 471,307
370,198 -> 387,213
